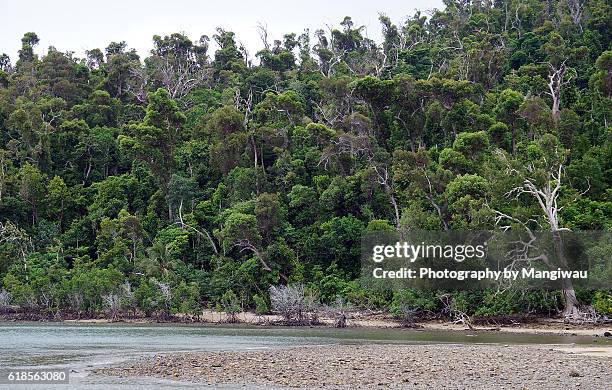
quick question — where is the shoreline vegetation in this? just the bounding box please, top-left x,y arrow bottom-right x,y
94,344 -> 612,389
2,282 -> 610,337
2,309 -> 611,338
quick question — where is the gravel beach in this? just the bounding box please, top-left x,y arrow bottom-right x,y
95,343 -> 612,389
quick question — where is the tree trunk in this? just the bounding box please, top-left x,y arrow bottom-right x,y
561,278 -> 580,317
552,231 -> 580,317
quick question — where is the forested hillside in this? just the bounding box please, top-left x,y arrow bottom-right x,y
0,0 -> 610,320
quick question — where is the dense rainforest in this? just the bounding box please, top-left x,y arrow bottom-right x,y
0,0 -> 610,322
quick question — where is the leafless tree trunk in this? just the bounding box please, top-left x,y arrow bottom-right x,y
552,230 -> 580,317
372,164 -> 400,229
546,60 -> 571,122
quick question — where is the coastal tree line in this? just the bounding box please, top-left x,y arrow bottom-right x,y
0,0 -> 610,323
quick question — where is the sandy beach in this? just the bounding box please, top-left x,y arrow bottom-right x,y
19,309 -> 609,338
188,310 -> 612,338
95,343 -> 612,389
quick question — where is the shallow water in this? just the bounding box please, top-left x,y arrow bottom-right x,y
0,323 -> 608,389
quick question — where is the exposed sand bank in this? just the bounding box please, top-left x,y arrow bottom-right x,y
95,343 -> 612,389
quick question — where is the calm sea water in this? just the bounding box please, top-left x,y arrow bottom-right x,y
0,323 -> 608,389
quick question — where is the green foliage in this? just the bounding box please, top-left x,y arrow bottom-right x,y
172,281 -> 201,316
592,291 -> 612,316
488,122 -> 511,151
445,174 -> 489,204
253,294 -> 269,315
390,289 -> 437,317
220,289 -> 240,322
0,2 -> 610,320
452,131 -> 489,157
472,290 -> 562,317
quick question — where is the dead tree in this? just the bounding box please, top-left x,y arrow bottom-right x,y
566,0 -> 584,31
269,284 -> 318,325
372,163 -> 400,229
125,66 -> 148,103
129,36 -> 212,103
256,22 -> 271,50
494,151 -> 588,321
234,89 -> 261,193
439,294 -> 474,330
324,297 -> 352,328
151,53 -> 211,101
546,60 -> 572,122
